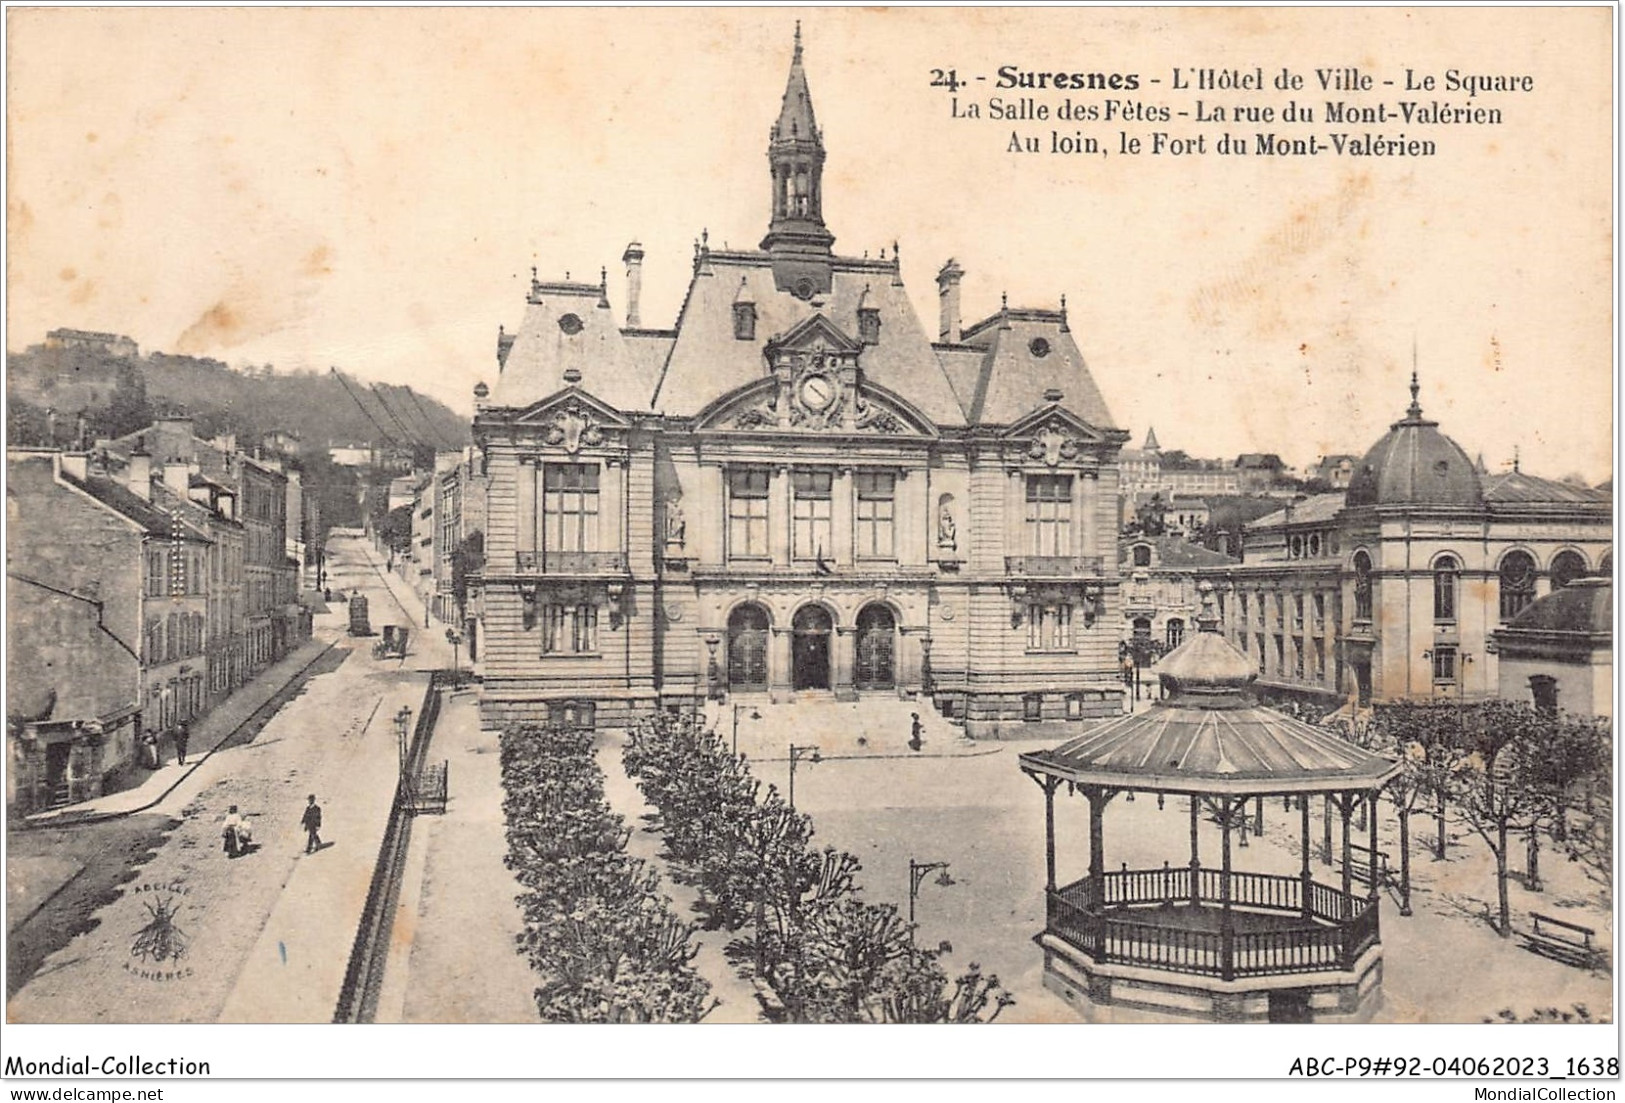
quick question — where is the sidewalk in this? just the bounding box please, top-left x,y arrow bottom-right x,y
23,636 -> 336,827
377,690 -> 538,1023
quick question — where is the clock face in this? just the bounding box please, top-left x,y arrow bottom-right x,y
800,375 -> 836,411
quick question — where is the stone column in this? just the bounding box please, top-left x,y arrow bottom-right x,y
833,467 -> 853,566
834,625 -> 856,700
600,458 -> 623,558
770,466 -> 790,566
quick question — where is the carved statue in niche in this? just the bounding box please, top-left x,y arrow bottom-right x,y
936,493 -> 957,551
665,499 -> 686,548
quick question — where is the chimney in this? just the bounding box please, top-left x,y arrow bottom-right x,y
128,451 -> 152,500
622,241 -> 645,328
153,414 -> 195,464
163,461 -> 190,498
59,452 -> 88,481
936,258 -> 964,343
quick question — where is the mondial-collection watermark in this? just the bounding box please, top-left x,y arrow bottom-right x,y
3,1056 -> 210,1077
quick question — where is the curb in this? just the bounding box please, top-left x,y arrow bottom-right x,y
18,641 -> 339,831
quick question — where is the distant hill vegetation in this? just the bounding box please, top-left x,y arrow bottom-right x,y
6,343 -> 470,456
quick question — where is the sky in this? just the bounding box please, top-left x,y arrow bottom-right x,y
6,7 -> 1615,482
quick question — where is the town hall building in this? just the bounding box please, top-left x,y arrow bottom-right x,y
473,32 -> 1130,737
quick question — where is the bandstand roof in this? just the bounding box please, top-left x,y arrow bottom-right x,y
1019,706 -> 1400,795
1021,594 -> 1399,795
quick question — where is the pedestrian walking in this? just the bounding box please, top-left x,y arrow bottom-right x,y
140,730 -> 160,770
300,794 -> 324,853
222,805 -> 243,858
909,712 -> 923,753
173,722 -> 190,766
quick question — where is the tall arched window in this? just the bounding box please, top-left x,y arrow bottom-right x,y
1499,550 -> 1537,621
1433,554 -> 1460,622
1550,550 -> 1588,590
1353,551 -> 1373,621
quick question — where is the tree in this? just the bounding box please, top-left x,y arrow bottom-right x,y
101,362 -> 153,439
450,530 -> 485,620
375,504 -> 414,554
1370,702 -> 1466,912
1445,700 -> 1559,936
1543,714 -> 1611,895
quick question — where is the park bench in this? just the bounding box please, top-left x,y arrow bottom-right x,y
1521,912 -> 1601,970
1346,843 -> 1392,889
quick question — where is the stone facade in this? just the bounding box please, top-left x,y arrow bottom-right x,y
474,35 -> 1130,738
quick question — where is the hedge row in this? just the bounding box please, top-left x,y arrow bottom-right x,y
501,724 -> 712,1023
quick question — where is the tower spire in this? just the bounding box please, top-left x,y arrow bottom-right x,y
1406,369 -> 1422,420
762,25 -> 835,292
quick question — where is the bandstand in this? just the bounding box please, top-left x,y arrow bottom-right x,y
1020,597 -> 1400,1023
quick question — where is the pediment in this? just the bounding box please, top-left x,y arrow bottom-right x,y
511,386 -> 633,453
765,313 -> 863,357
513,386 -> 633,429
695,376 -> 937,438
1001,404 -> 1115,466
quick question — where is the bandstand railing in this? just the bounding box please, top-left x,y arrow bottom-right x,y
1047,869 -> 1380,980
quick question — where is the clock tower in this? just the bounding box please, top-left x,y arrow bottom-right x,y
761,24 -> 836,298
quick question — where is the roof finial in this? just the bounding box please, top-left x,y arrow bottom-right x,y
1513,444 -> 1521,473
1406,369 -> 1422,419
794,20 -> 802,59
1001,290 -> 1008,312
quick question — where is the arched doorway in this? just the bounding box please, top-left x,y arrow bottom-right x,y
854,604 -> 896,690
792,605 -> 833,691
728,603 -> 770,692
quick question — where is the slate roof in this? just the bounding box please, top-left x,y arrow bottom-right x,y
491,280 -> 662,412
1502,578 -> 1611,637
1245,492 -> 1347,530
652,252 -> 966,425
956,310 -> 1119,430
1483,470 -> 1612,506
1119,536 -> 1240,569
60,470 -> 211,541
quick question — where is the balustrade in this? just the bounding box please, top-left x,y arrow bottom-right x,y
1048,869 -> 1377,980
514,550 -> 628,575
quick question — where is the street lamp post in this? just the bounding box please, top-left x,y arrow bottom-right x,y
705,636 -> 723,703
908,858 -> 955,929
787,744 -> 821,811
445,627 -> 463,684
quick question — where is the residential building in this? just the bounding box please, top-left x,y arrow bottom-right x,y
7,450 -> 209,813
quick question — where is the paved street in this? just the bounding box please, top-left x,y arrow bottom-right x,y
7,533 -> 445,1024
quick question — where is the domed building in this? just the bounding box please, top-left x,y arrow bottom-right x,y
1204,374 -> 1611,712
472,32 -> 1130,733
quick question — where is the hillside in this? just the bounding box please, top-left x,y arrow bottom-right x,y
6,344 -> 469,456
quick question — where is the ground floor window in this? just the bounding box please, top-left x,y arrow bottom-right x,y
543,604 -> 598,654
1430,645 -> 1457,685
1027,603 -> 1073,651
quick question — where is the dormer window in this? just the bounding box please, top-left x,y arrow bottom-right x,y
858,305 -> 881,345
733,301 -> 757,341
